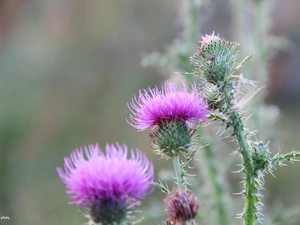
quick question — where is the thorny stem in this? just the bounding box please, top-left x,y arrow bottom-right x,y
231,3 -> 272,222
230,112 -> 256,225
172,155 -> 184,187
222,80 -> 257,224
233,0 -> 273,138
271,152 -> 300,165
185,1 -> 229,223
202,145 -> 228,225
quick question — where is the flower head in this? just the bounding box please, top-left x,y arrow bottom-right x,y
127,81 -> 208,131
57,143 -> 154,224
192,33 -> 240,84
164,188 -> 199,225
149,120 -> 199,158
199,31 -> 222,51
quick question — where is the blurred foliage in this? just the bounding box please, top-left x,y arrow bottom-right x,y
0,0 -> 299,225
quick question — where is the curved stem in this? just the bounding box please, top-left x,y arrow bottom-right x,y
172,155 -> 184,187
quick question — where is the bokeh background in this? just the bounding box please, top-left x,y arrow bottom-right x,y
0,0 -> 300,225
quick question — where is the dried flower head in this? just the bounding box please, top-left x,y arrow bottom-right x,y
164,188 -> 199,225
57,143 -> 154,224
127,81 -> 208,132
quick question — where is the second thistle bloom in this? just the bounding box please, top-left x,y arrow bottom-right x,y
128,81 -> 208,131
57,143 -> 154,225
128,81 -> 208,157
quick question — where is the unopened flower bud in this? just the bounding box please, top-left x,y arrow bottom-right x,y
200,32 -> 222,52
204,83 -> 223,109
257,142 -> 265,156
191,32 -> 240,84
251,141 -> 270,173
164,188 -> 199,225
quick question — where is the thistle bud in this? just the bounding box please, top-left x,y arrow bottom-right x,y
164,188 -> 199,225
191,33 -> 240,84
204,83 -> 223,109
251,141 -> 270,173
199,32 -> 222,52
149,120 -> 199,158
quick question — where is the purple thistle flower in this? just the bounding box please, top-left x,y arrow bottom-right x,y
57,143 -> 154,224
127,81 -> 208,131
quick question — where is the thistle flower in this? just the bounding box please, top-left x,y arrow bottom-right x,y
57,143 -> 154,225
164,188 -> 199,225
127,81 -> 208,157
128,81 -> 207,131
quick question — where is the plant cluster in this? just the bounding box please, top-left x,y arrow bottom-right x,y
56,4 -> 300,225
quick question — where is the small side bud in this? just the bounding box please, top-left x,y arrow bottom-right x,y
203,83 -> 223,109
164,188 -> 199,225
251,141 -> 270,174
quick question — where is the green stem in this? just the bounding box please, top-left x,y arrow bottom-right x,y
202,145 -> 228,225
271,152 -> 300,164
172,155 -> 184,187
232,0 -> 253,81
252,0 -> 271,87
232,0 -> 246,44
186,0 -> 198,54
253,0 -> 264,64
230,112 -> 256,225
220,52 -> 258,224
180,0 -> 200,74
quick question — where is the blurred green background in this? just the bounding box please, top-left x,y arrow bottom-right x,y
0,0 -> 300,225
